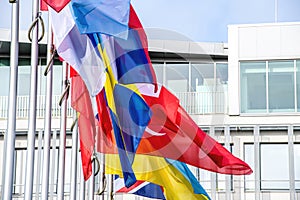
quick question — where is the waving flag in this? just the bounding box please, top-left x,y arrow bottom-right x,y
42,0 -> 70,12
114,175 -> 166,200
106,154 -> 210,200
49,6 -> 106,96
71,0 -> 131,39
70,72 -> 96,180
137,84 -> 252,175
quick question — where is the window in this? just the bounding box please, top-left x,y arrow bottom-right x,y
166,63 -> 189,93
191,63 -> 214,92
261,144 -> 289,190
0,66 -> 10,96
244,144 -> 255,191
296,60 -> 300,111
152,63 -> 164,85
240,60 -> 300,113
240,62 -> 266,113
244,143 -> 300,191
268,61 -> 294,112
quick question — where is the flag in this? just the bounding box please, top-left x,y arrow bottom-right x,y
70,73 -> 96,180
114,175 -> 166,200
49,6 -> 106,96
71,0 -> 131,39
40,0 -> 48,11
106,154 -> 210,200
42,0 -> 70,12
91,33 -> 153,187
136,84 -> 252,175
113,5 -> 157,87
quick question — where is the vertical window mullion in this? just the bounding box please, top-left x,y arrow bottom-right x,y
266,61 -> 269,114
188,62 -> 191,92
294,60 -> 297,112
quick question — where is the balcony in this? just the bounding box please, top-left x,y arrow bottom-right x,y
0,92 -> 227,119
0,95 -> 73,119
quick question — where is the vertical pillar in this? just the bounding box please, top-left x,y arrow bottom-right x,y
288,125 -> 296,200
224,126 -> 231,200
210,126 -> 217,200
254,125 -> 260,200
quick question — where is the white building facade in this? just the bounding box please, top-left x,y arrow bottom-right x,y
0,22 -> 300,200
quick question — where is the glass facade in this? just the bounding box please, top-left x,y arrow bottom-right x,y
152,62 -> 228,114
240,62 -> 266,113
240,60 -> 300,113
244,143 -> 300,190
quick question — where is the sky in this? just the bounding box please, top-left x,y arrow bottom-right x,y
1,0 -> 300,42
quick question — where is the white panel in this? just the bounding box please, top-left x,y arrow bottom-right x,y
281,25 -> 300,57
239,27 -> 257,59
257,26 -> 281,57
228,25 -> 240,115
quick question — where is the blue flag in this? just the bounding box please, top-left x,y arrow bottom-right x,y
71,0 -> 130,38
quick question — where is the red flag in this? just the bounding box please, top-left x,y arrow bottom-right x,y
43,0 -> 70,12
40,0 -> 48,11
71,74 -> 96,180
136,86 -> 252,175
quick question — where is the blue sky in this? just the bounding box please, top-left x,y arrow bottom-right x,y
1,0 -> 300,42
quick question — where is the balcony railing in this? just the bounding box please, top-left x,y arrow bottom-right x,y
0,95 -> 73,119
0,92 -> 227,119
175,91 -> 228,114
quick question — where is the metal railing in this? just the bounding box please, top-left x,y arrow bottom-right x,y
0,92 -> 228,119
175,91 -> 228,114
0,95 -> 73,119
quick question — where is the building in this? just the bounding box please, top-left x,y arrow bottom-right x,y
0,22 -> 300,199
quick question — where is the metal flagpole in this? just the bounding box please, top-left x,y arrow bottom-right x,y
88,162 -> 95,200
107,175 -> 113,200
57,62 -> 69,200
70,111 -> 79,200
41,15 -> 54,199
24,0 -> 40,197
2,0 -> 19,199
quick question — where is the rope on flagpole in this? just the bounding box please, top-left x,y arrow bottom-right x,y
44,47 -> 56,76
93,155 -> 101,176
58,80 -> 70,106
96,174 -> 107,195
28,12 -> 45,42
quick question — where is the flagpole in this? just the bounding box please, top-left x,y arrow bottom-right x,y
41,15 -> 54,200
70,111 -> 79,200
24,0 -> 40,197
2,0 -> 19,199
57,61 -> 69,200
107,175 -> 113,200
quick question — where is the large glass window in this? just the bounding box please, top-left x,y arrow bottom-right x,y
191,63 -> 214,92
268,61 -> 294,112
240,62 -> 267,113
152,63 -> 164,85
244,144 -> 255,190
240,60 -> 300,113
296,60 -> 300,111
244,143 -> 300,191
261,144 -> 289,190
165,63 -> 189,93
0,66 -> 10,96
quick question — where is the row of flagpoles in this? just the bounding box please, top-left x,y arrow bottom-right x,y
2,0 -> 113,199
